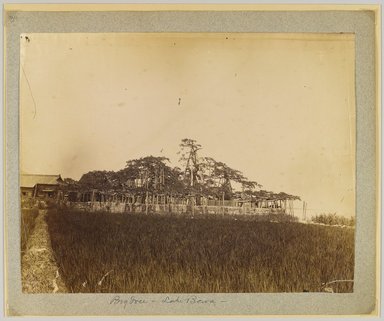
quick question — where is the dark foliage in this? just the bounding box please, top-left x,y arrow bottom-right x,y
312,213 -> 355,227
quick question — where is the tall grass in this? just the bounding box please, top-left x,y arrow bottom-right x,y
21,208 -> 39,253
46,209 -> 354,293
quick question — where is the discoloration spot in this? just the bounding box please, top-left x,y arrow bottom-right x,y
8,15 -> 16,24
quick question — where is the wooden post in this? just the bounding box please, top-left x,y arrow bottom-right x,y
289,199 -> 294,217
305,201 -> 307,220
222,192 -> 225,215
33,184 -> 38,198
145,171 -> 149,215
190,166 -> 194,187
303,201 -> 307,221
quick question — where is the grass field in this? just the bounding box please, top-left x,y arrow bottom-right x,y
21,208 -> 39,253
46,209 -> 354,293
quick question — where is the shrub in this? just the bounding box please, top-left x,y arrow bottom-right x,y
312,213 -> 355,227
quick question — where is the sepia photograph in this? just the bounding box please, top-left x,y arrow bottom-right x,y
4,3 -> 379,316
19,32 -> 356,295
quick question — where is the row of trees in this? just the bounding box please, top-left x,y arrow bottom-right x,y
65,138 -> 299,201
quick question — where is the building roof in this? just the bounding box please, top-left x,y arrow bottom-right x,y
20,174 -> 63,188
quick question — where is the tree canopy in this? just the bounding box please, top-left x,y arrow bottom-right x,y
178,138 -> 203,188
120,156 -> 183,194
78,170 -> 118,191
73,138 -> 299,201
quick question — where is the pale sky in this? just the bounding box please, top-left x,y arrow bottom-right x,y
20,33 -> 355,216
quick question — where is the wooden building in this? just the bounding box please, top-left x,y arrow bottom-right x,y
20,174 -> 64,199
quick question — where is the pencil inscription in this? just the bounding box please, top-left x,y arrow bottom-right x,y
109,295 -> 218,309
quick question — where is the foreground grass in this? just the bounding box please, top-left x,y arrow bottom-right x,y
46,209 -> 354,293
21,208 -> 39,253
21,210 -> 68,293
